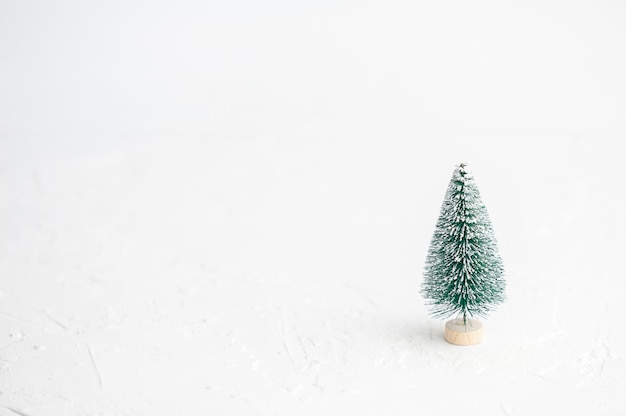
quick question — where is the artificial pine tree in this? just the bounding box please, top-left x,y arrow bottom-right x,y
421,163 -> 505,345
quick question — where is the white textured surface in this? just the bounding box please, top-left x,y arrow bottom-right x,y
1,1 -> 626,415
1,137 -> 625,415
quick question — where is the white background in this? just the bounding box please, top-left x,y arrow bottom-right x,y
1,1 -> 625,415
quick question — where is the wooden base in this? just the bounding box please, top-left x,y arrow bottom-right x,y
444,318 -> 483,346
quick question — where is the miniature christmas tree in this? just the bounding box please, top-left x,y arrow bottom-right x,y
421,163 -> 505,345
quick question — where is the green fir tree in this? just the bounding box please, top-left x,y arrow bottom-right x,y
421,163 -> 505,325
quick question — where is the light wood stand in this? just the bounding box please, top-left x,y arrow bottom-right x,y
444,318 -> 483,346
